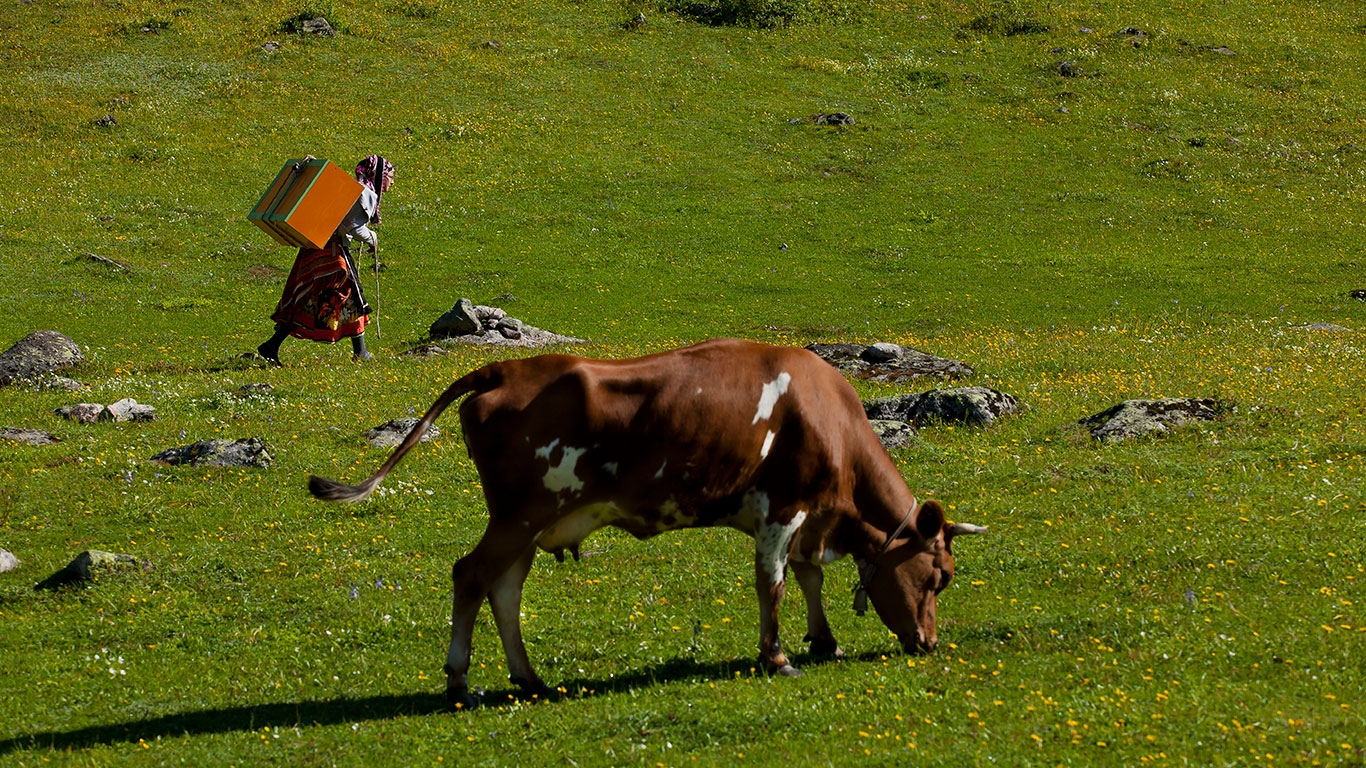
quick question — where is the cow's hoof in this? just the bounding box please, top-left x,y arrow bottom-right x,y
807,638 -> 844,659
510,677 -> 553,700
446,687 -> 478,710
775,664 -> 803,678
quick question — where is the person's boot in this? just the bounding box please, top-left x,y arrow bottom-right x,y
257,324 -> 289,367
351,333 -> 373,361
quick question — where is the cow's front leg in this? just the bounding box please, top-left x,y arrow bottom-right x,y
488,545 -> 551,698
753,513 -> 806,677
791,560 -> 842,658
754,557 -> 798,676
445,523 -> 534,709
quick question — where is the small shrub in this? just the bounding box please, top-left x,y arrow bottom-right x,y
661,0 -> 860,28
964,0 -> 1049,36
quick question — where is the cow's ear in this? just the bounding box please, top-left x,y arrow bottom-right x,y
913,499 -> 946,540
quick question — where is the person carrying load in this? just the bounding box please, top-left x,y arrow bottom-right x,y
254,154 -> 395,365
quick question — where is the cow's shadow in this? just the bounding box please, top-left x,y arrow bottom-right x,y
0,653 -> 849,755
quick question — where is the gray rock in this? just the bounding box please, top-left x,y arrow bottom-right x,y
1297,323 -> 1352,333
861,343 -> 904,364
238,383 -> 275,396
34,550 -> 142,590
496,317 -> 524,340
55,403 -> 106,423
430,298 -> 482,338
101,398 -> 157,422
912,387 -> 1019,425
1,427 -> 59,445
473,305 -> 507,324
150,437 -> 273,467
865,386 -> 1020,427
0,548 -> 19,573
808,343 -> 973,383
814,112 -> 855,126
364,418 -> 441,448
869,419 -> 917,450
300,17 -> 334,35
0,331 -> 84,386
446,323 -> 584,348
1079,398 -> 1223,442
1058,60 -> 1079,77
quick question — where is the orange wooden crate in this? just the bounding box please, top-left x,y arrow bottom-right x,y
248,158 -> 363,249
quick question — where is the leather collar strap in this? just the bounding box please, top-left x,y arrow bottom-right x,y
852,499 -> 918,616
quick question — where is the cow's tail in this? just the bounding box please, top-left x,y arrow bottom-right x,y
308,371 -> 481,503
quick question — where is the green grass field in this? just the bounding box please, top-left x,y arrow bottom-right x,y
2,0 -> 1364,764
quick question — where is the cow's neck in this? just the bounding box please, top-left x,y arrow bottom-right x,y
849,450 -> 921,557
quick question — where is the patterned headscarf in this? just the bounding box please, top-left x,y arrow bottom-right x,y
355,155 -> 395,224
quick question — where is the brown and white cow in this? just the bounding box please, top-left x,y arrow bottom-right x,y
309,338 -> 984,707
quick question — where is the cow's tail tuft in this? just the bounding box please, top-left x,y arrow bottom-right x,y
308,474 -> 381,503
308,371 -> 482,504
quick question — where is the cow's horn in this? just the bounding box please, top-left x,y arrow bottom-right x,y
947,523 -> 988,537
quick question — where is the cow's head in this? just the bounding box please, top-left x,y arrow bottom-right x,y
864,499 -> 986,654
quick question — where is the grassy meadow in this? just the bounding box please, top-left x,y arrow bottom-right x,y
1,0 -> 1365,764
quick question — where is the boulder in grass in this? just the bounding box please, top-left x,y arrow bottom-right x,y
0,427 -> 59,445
34,550 -> 142,590
150,437 -> 273,468
101,398 -> 157,422
430,298 -> 482,338
56,403 -> 106,423
0,331 -> 84,386
807,342 -> 973,383
869,419 -> 917,450
1079,398 -> 1223,442
0,548 -> 19,573
365,418 -> 441,448
865,386 -> 1020,427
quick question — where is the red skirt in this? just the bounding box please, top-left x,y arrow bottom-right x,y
271,243 -> 371,342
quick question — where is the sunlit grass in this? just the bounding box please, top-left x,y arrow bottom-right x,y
2,0 -> 1365,764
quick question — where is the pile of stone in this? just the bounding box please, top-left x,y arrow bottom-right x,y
867,386 -> 1020,427
55,398 -> 156,424
1078,398 -> 1224,442
426,298 -> 584,349
149,437 -> 274,468
807,342 -> 974,383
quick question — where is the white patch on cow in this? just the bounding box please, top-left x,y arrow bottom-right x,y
760,430 -> 776,459
756,510 -> 808,585
654,460 -> 667,479
603,462 -> 619,477
696,387 -> 703,395
534,439 -> 587,494
751,372 -> 792,424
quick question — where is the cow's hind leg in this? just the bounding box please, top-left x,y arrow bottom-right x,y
488,545 -> 551,698
445,524 -> 535,709
791,561 -> 843,658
